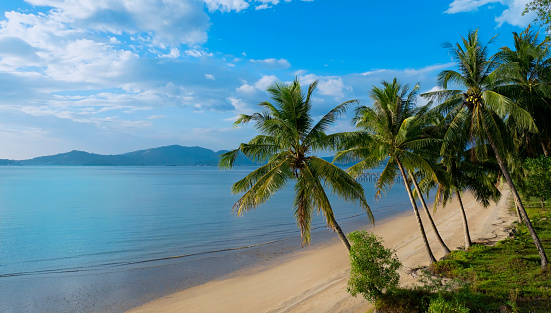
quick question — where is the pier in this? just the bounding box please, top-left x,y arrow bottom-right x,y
356,172 -> 402,182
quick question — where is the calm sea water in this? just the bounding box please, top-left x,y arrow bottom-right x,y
0,166 -> 412,313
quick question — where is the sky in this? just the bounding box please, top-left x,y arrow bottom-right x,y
0,0 -> 543,159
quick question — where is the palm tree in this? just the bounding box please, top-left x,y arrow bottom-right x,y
409,170 -> 451,255
498,25 -> 551,157
335,78 -> 443,263
435,136 -> 502,249
422,29 -> 549,269
218,79 -> 373,252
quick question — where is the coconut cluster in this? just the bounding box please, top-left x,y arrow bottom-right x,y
463,92 -> 481,109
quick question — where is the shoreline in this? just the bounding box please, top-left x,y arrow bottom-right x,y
127,189 -> 516,313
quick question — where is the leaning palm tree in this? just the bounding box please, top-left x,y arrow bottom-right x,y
335,78 -> 443,263
218,79 -> 373,252
423,29 -> 549,269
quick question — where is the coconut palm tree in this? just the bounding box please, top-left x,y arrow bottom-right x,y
218,79 -> 373,252
498,25 -> 551,157
335,78 -> 443,263
435,138 -> 502,249
422,29 -> 549,269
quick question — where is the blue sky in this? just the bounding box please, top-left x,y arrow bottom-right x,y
0,0 -> 542,159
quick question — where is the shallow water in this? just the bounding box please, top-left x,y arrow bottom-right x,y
0,166 -> 412,312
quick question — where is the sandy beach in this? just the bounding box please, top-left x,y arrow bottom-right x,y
128,189 -> 516,313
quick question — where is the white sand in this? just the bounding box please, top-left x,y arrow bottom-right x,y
127,189 -> 515,313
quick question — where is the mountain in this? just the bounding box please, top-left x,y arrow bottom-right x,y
11,145 -> 253,166
3,145 -> 350,166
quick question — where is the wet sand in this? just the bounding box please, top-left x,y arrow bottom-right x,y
128,189 -> 515,313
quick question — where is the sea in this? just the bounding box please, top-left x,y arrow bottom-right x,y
0,166 -> 413,313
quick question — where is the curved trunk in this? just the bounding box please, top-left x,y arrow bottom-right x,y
397,158 -> 436,263
333,220 -> 351,253
409,172 -> 451,254
487,131 -> 549,269
456,190 -> 472,249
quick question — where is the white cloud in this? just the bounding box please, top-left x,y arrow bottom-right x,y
185,49 -> 213,58
160,48 -> 180,58
445,0 -> 500,13
236,82 -> 257,94
445,0 -> 535,27
317,78 -> 351,98
23,0 -> 210,47
204,0 -> 250,12
250,58 -> 291,68
254,75 -> 278,90
205,74 -> 216,80
494,0 -> 534,27
298,74 -> 351,98
255,4 -> 270,9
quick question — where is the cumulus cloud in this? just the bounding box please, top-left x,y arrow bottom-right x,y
254,75 -> 278,90
160,48 -> 181,58
298,74 -> 352,98
445,0 -> 535,27
24,0 -> 210,47
236,82 -> 257,94
494,0 -> 534,27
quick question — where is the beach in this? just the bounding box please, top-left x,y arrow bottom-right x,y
128,188 -> 516,313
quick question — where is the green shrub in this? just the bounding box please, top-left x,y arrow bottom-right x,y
347,230 -> 402,303
427,296 -> 470,313
375,288 -> 434,313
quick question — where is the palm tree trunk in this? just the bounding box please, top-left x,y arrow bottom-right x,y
515,203 -> 522,223
486,131 -> 549,269
542,141 -> 549,157
397,158 -> 436,263
333,219 -> 351,252
456,190 -> 472,249
409,172 -> 451,254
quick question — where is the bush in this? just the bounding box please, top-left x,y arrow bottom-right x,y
427,296 -> 470,313
347,230 -> 402,303
523,156 -> 551,208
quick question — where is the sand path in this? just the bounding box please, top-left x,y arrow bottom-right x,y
127,189 -> 515,313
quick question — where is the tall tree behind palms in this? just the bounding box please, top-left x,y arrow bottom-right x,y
218,79 -> 373,252
498,25 -> 551,157
335,78 -> 442,263
422,29 -> 549,269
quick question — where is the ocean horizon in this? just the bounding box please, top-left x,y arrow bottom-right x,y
0,166 -> 413,312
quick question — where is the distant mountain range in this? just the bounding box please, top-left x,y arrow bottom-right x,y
0,145 -> 343,166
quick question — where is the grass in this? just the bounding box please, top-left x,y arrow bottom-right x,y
372,198 -> 551,313
427,198 -> 551,312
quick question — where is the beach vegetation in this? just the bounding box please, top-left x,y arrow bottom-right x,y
335,78 -> 445,263
421,29 -> 549,269
497,26 -> 551,158
347,230 -> 401,303
522,156 -> 551,209
433,137 -> 501,249
427,296 -> 470,313
218,78 -> 372,251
